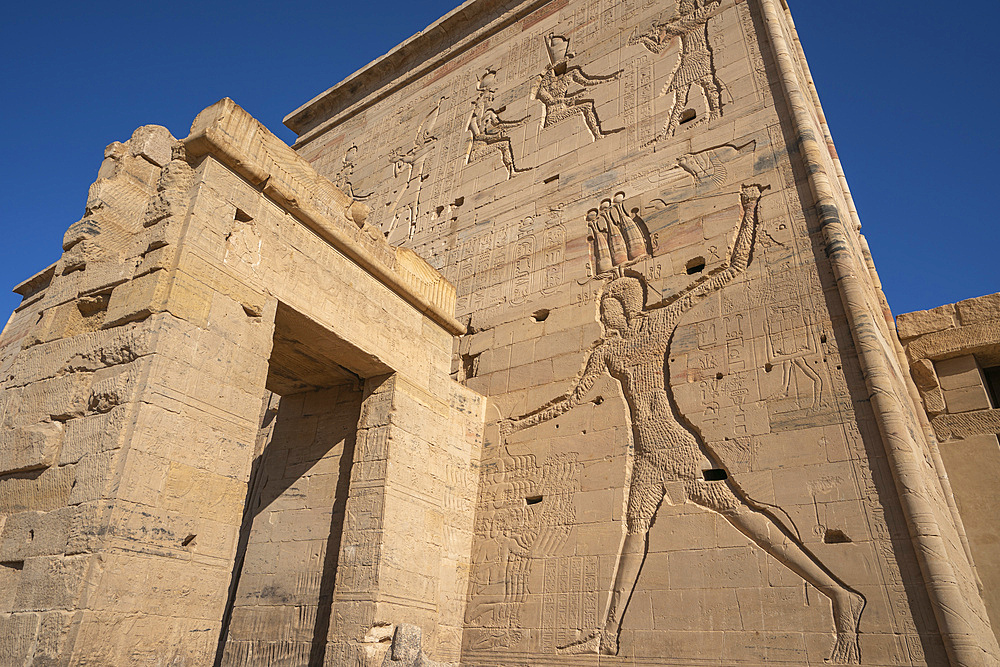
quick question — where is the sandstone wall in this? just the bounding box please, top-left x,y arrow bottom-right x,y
0,99 -> 486,665
1,0 -> 996,665
287,0 -> 997,664
220,385 -> 362,665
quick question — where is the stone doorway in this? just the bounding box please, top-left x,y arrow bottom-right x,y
216,303 -> 381,666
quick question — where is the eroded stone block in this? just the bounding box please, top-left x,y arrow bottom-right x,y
896,303 -> 956,340
0,422 -> 64,475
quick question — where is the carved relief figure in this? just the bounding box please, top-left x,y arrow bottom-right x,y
502,185 -> 865,664
750,258 -> 830,414
467,69 -> 532,178
677,140 -> 756,188
587,191 -> 651,276
466,450 -> 579,649
531,34 -> 623,141
385,96 -> 446,238
766,305 -> 826,411
223,216 -> 262,270
630,0 -> 724,138
332,145 -> 373,201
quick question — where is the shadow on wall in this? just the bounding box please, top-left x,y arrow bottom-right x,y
215,302 -> 368,666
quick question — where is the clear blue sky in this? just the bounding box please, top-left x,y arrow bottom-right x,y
2,2 -> 996,320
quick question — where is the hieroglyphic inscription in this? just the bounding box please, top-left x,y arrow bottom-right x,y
579,0 -> 602,47
623,61 -> 637,154
621,0 -> 639,21
430,72 -> 476,219
737,0 -> 768,104
484,222 -> 516,319
455,237 -> 478,315
601,4 -> 615,36
510,217 -> 536,306
506,33 -> 536,84
540,557 -> 599,651
452,213 -> 566,319
636,56 -> 655,147
540,217 -> 565,296
470,233 -> 494,315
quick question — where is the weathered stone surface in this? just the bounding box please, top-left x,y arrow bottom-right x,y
1,1 -> 998,666
906,321 -> 1000,363
910,357 -> 939,391
900,292 -> 1000,639
896,303 -> 956,340
956,292 -> 1000,327
933,409 -> 1000,442
0,507 -> 73,562
0,421 -> 64,475
381,623 -> 455,667
14,555 -> 90,612
0,613 -> 40,665
0,465 -> 75,515
1,61 -> 483,667
936,355 -> 985,390
129,125 -> 175,168
922,385 -> 947,416
938,435 -> 1000,632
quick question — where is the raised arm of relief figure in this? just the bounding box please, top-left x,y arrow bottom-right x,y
661,1 -> 722,36
652,184 -> 764,325
501,345 -> 609,437
568,66 -> 622,88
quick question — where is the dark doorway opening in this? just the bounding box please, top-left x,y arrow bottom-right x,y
216,304 -> 382,666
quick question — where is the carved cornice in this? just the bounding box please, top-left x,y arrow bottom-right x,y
186,98 -> 465,335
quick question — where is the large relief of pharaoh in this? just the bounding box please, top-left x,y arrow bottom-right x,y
497,185 -> 865,664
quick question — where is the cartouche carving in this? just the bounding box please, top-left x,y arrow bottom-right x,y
586,192 -> 652,277
531,34 -> 623,141
630,0 -> 725,139
467,69 -> 532,179
503,185 -> 865,664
